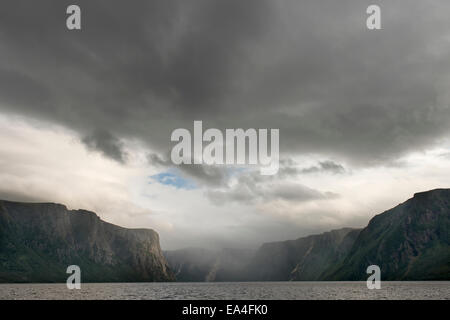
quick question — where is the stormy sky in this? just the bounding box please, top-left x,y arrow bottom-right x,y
1,0 -> 450,249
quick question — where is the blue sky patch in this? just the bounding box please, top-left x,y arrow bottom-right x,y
150,171 -> 197,190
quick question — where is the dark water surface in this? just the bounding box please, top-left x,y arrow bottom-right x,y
0,281 -> 448,300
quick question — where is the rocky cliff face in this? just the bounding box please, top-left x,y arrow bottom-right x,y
324,189 -> 450,280
242,228 -> 361,281
0,200 -> 174,282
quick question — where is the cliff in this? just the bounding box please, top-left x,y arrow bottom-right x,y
0,200 -> 174,282
323,189 -> 450,280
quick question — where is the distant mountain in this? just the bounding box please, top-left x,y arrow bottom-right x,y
164,247 -> 254,282
323,189 -> 450,280
242,228 -> 361,281
1,188 -> 448,283
0,200 -> 174,282
164,248 -> 217,282
167,189 -> 449,281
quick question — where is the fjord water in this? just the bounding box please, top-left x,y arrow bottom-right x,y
0,282 -> 448,300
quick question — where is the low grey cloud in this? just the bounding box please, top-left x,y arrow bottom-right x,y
301,161 -> 345,175
148,152 -> 230,187
82,129 -> 127,163
148,152 -> 339,205
206,170 -> 337,205
0,190 -> 44,203
177,164 -> 229,187
438,152 -> 450,159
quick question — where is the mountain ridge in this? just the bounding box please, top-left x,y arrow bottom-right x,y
0,188 -> 448,282
0,200 -> 175,282
323,188 -> 450,280
166,189 -> 450,281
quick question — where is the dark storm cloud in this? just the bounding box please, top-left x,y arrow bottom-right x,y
82,129 -> 127,163
301,161 -> 345,175
275,159 -> 346,178
205,169 -> 337,205
1,0 -> 450,168
206,180 -> 336,205
148,152 -> 229,186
